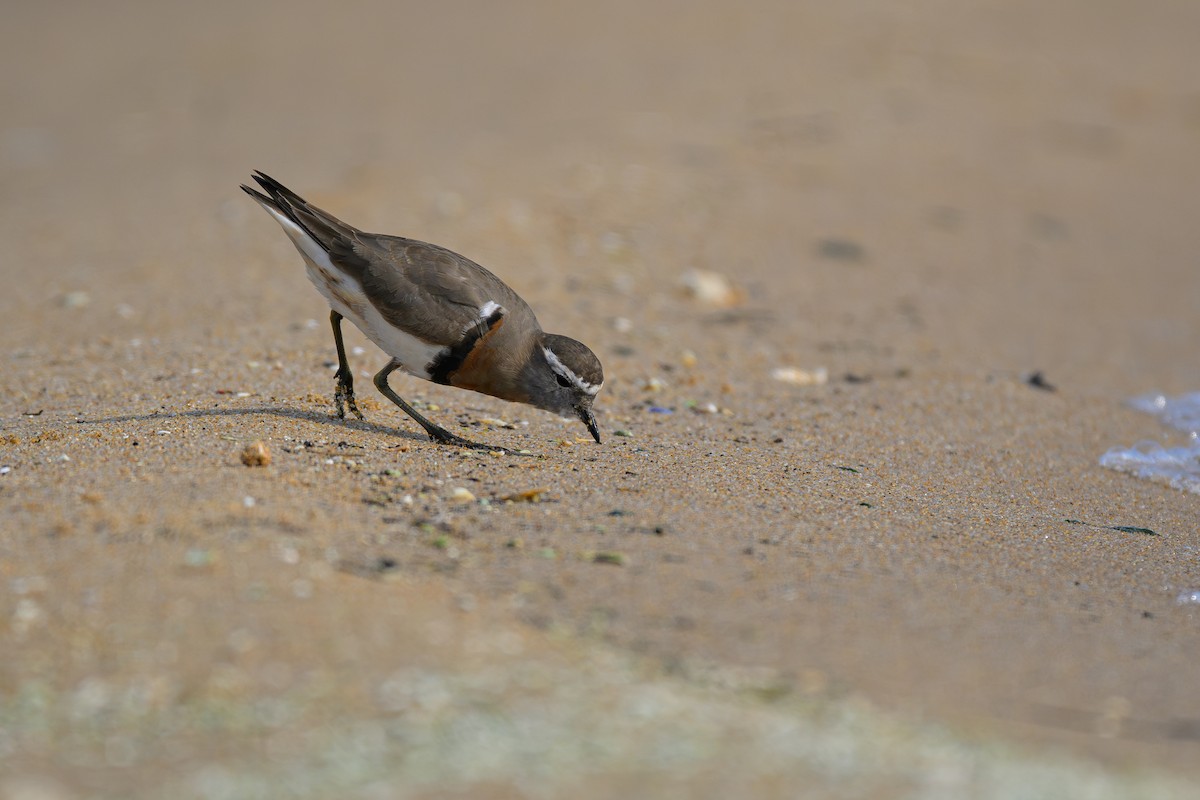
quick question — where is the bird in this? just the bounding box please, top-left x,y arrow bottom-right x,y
240,171 -> 603,451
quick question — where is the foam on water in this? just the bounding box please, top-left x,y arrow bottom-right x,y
1099,392 -> 1200,495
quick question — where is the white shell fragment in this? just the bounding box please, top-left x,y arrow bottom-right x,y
771,366 -> 829,386
679,269 -> 744,308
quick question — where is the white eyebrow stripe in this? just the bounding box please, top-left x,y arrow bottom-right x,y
543,346 -> 601,395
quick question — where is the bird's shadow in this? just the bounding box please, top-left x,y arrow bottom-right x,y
75,404 -> 533,454
76,404 -> 439,445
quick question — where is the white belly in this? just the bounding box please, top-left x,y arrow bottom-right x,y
262,204 -> 441,378
302,262 -> 440,380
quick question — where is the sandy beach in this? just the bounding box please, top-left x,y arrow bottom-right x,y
2,1 -> 1199,796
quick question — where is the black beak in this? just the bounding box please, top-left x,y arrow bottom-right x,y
578,406 -> 601,443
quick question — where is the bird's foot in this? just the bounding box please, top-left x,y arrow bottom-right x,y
425,425 -> 532,457
334,380 -> 365,421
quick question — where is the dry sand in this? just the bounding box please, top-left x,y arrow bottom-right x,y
2,1 -> 1199,797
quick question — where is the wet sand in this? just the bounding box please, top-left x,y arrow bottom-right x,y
2,1 -> 1200,796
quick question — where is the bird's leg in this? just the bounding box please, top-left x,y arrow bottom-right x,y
373,359 -> 517,453
329,310 -> 363,420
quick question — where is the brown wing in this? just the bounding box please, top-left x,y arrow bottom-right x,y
248,172 -> 536,347
342,234 -> 539,347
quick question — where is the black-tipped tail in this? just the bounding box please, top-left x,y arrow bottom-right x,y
240,182 -> 275,207
241,171 -> 356,253
249,171 -> 308,209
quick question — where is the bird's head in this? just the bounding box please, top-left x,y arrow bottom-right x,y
529,333 -> 604,442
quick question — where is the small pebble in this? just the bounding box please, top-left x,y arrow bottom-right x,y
648,406 -> 673,414
449,487 -> 476,504
240,441 -> 271,467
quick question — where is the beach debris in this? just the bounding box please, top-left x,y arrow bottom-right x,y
1064,519 -> 1158,536
612,316 -> 634,333
498,488 -> 548,503
680,350 -> 698,369
613,429 -> 633,437
449,487 -> 476,504
641,377 -> 668,392
1025,371 -> 1057,392
771,366 -> 828,386
815,238 -> 866,263
240,441 -> 271,467
477,417 -> 516,429
648,406 -> 673,414
22,409 -> 43,417
591,551 -> 627,566
679,268 -> 744,308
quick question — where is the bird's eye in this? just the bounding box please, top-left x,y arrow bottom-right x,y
555,374 -> 572,388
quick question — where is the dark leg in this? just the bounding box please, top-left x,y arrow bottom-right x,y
373,359 -> 515,452
329,310 -> 363,420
